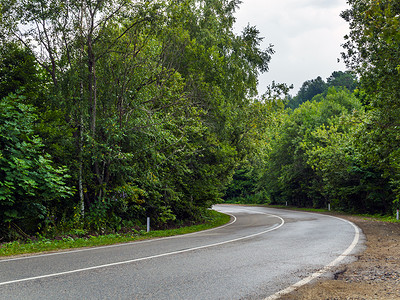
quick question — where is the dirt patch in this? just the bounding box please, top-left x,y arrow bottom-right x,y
280,215 -> 400,300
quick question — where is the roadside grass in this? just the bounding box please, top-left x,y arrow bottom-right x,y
263,204 -> 400,223
355,213 -> 400,223
0,210 -> 231,258
266,204 -> 330,213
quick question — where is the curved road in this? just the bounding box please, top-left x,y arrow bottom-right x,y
0,205 -> 363,299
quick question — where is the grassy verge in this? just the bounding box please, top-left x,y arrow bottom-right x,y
0,210 -> 231,258
354,213 -> 400,223
266,204 -> 331,213
257,204 -> 400,223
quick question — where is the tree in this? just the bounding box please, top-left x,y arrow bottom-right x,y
159,0 -> 275,209
304,112 -> 393,214
287,71 -> 358,109
287,76 -> 327,109
341,0 -> 400,208
0,42 -> 40,100
261,88 -> 362,208
326,71 -> 358,92
1,0 -> 181,219
223,82 -> 289,204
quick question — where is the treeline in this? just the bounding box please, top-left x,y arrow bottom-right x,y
226,75 -> 397,214
225,0 -> 400,216
286,71 -> 358,109
2,0 -> 400,241
0,0 -> 275,240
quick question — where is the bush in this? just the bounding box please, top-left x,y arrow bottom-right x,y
0,94 -> 73,238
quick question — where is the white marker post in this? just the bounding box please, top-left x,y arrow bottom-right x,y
397,209 -> 399,221
328,203 -> 331,211
147,217 -> 150,233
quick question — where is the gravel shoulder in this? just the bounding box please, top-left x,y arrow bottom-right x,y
280,214 -> 400,300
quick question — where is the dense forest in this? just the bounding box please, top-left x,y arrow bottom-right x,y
1,0 -> 399,241
225,0 -> 400,217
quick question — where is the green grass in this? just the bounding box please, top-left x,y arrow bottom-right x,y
354,213 -> 400,223
0,210 -> 231,257
265,204 -> 400,223
266,204 -> 331,213
228,202 -> 400,223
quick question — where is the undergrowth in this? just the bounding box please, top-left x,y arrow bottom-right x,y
0,210 -> 230,257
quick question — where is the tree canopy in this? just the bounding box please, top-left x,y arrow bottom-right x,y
0,0 -> 275,239
287,71 -> 358,109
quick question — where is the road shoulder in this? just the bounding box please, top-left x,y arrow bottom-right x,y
280,215 -> 400,299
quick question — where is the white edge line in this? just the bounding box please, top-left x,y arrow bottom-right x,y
0,210 -> 285,286
0,205 -> 235,263
264,213 -> 361,300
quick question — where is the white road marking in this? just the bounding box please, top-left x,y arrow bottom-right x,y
264,214 -> 361,300
0,211 -> 284,286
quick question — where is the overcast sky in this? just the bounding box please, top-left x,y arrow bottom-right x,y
233,0 -> 350,95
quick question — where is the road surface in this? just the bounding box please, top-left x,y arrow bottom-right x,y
0,205 -> 362,299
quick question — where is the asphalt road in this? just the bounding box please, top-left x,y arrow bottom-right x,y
0,205 -> 363,299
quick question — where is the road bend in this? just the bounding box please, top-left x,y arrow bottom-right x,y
0,205 -> 363,299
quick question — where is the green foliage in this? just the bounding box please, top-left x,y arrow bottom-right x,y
292,76 -> 327,108
0,210 -> 230,257
287,71 -> 358,109
304,113 -> 393,214
0,42 -> 41,100
327,71 -> 358,92
224,164 -> 268,205
261,88 -> 366,209
223,89 -> 288,205
0,94 -> 73,237
0,0 -> 275,239
341,0 -> 400,209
